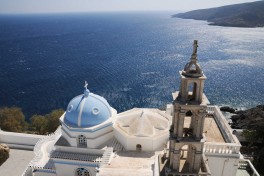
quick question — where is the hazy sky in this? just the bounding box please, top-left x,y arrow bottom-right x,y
0,0 -> 259,14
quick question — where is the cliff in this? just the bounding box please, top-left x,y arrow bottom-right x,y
173,1 -> 264,27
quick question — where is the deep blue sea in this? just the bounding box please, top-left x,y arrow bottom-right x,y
0,12 -> 264,119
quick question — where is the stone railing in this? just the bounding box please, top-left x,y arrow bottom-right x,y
204,106 -> 241,156
207,106 -> 239,144
0,129 -> 43,150
165,171 -> 211,176
22,167 -> 56,176
238,159 -> 260,176
100,147 -> 113,167
51,150 -> 102,162
204,142 -> 240,155
21,167 -> 33,176
30,126 -> 61,167
22,127 -> 61,176
206,106 -> 215,115
31,168 -> 56,173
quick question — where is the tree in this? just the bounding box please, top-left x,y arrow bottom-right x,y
253,147 -> 264,175
255,127 -> 264,143
0,107 -> 27,132
242,129 -> 258,147
31,115 -> 48,135
46,109 -> 64,133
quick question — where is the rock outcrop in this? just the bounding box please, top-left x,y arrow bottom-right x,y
220,106 -> 236,113
0,143 -> 10,166
227,105 -> 264,129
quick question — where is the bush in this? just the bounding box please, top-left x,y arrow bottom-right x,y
45,109 -> 64,133
30,115 -> 48,135
253,147 -> 264,175
0,107 -> 27,132
30,109 -> 64,134
0,106 -> 64,134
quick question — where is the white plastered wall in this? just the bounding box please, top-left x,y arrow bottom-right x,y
61,125 -> 114,148
206,155 -> 239,176
53,160 -> 97,176
114,126 -> 169,151
0,130 -> 43,149
34,171 -> 57,176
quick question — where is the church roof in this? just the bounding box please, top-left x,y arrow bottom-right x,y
116,108 -> 170,137
64,82 -> 112,128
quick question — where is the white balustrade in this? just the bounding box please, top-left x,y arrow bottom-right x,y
207,106 -> 239,144
22,127 -> 62,176
238,159 -> 260,176
204,106 -> 241,156
204,142 -> 240,155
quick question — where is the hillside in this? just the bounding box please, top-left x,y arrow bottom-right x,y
173,1 -> 264,27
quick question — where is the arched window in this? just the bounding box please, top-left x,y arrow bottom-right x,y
78,135 -> 87,147
136,144 -> 142,151
76,168 -> 90,176
187,82 -> 197,101
232,130 -> 237,134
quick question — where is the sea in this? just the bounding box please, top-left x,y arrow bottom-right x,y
0,12 -> 263,119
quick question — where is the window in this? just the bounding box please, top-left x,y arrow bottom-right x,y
76,168 -> 90,176
92,107 -> 100,115
68,105 -> 73,112
78,135 -> 87,147
136,144 -> 142,151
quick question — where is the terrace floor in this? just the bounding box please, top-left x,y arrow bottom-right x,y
99,151 -> 157,176
183,115 -> 225,143
0,149 -> 34,176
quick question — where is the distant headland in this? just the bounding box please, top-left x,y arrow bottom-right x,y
172,1 -> 264,28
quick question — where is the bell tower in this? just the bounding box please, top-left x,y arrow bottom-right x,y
167,40 -> 209,175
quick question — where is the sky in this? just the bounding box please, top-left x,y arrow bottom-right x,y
0,0 -> 260,14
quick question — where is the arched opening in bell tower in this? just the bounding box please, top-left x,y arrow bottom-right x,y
187,82 -> 197,101
183,111 -> 194,138
179,144 -> 197,173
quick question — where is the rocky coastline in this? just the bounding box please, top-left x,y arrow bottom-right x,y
172,1 -> 264,28
220,105 -> 264,129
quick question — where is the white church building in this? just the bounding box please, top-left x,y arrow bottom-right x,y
0,41 -> 260,176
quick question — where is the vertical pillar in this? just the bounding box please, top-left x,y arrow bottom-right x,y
186,145 -> 192,166
173,105 -> 180,136
190,113 -> 195,129
192,110 -> 200,139
199,81 -> 205,103
193,151 -> 202,172
178,112 -> 185,138
183,80 -> 188,100
189,146 -> 196,172
169,140 -> 175,168
173,150 -> 180,171
199,114 -> 206,138
195,115 -> 202,139
193,82 -> 199,101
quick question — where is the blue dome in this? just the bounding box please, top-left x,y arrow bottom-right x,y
64,92 -> 112,128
